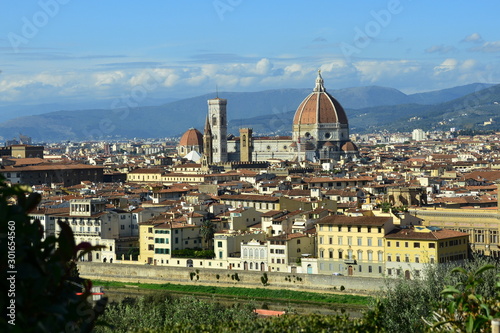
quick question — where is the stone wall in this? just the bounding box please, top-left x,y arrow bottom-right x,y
78,262 -> 387,293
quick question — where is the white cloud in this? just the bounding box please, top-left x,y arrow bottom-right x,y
469,41 -> 500,53
354,60 -> 420,82
433,58 -> 458,74
254,58 -> 272,75
460,59 -> 477,71
94,71 -> 125,86
462,33 -> 483,43
425,44 -> 456,54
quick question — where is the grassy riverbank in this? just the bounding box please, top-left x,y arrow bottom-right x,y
93,279 -> 372,306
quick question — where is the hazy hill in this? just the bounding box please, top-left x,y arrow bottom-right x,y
0,83 -> 496,141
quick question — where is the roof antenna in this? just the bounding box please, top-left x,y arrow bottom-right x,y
216,84 -> 219,98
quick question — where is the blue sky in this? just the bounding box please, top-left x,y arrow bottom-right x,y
1,0 -> 500,107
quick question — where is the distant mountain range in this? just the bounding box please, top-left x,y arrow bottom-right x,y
0,82 -> 498,142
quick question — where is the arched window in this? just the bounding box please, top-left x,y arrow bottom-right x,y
242,135 -> 246,147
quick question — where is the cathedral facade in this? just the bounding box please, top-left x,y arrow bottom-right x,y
178,72 -> 358,164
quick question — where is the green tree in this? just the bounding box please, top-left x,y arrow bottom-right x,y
426,264 -> 499,332
199,219 -> 216,250
0,176 -> 106,332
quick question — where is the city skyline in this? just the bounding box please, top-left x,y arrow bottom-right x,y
1,0 -> 500,110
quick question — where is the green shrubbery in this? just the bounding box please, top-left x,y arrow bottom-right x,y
0,176 -> 106,332
171,248 -> 215,259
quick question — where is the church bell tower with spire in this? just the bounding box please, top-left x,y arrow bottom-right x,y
207,97 -> 227,163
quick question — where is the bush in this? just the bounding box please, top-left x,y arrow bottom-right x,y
0,176 -> 106,332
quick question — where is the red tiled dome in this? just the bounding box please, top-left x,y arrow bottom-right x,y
293,72 -> 348,126
341,141 -> 358,152
179,128 -> 203,146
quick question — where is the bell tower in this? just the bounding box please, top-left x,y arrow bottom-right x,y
239,128 -> 253,162
208,98 -> 227,163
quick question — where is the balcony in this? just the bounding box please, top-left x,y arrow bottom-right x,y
344,259 -> 356,265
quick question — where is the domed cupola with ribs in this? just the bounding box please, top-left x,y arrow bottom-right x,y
293,71 -> 348,127
177,128 -> 203,157
292,71 -> 357,162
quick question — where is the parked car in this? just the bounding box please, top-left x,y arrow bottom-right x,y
332,272 -> 343,276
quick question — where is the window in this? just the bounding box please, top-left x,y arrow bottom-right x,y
387,241 -> 391,247
218,241 -> 223,248
379,266 -> 382,274
319,236 -> 323,244
405,242 -> 409,248
368,266 -> 372,273
405,254 -> 410,263
329,250 -> 333,259
387,255 -> 392,262
388,268 -> 392,275
357,227 -> 362,232
414,242 -> 420,248
121,225 -> 125,230
378,227 -> 382,233
338,250 -> 343,259
329,237 -> 333,245
367,251 -> 373,261
320,250 -> 324,258
328,225 -> 332,232
490,230 -> 498,244
357,250 -> 363,261
475,229 -> 485,243
347,237 -> 352,246
319,225 -> 323,231
338,237 -> 343,245
378,238 -> 383,247
396,242 -> 400,247
357,237 -> 362,246
338,226 -> 342,232
367,238 -> 372,246
429,243 -> 436,249
415,255 -> 420,263
359,265 -> 362,273
367,227 -> 372,233
396,255 -> 400,262
347,226 -> 351,232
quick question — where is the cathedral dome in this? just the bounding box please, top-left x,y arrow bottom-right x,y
179,128 -> 203,146
293,72 -> 348,126
341,141 -> 358,152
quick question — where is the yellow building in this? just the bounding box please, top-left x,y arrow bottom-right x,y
385,226 -> 468,279
411,207 -> 499,257
138,221 -> 158,264
127,168 -> 164,183
316,215 -> 394,277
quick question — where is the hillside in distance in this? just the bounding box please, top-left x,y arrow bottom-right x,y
230,83 -> 500,135
0,83 -> 494,141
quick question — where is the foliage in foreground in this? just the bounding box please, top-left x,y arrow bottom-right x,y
95,258 -> 500,333
374,256 -> 500,333
95,292 -> 386,333
0,176 -> 106,332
